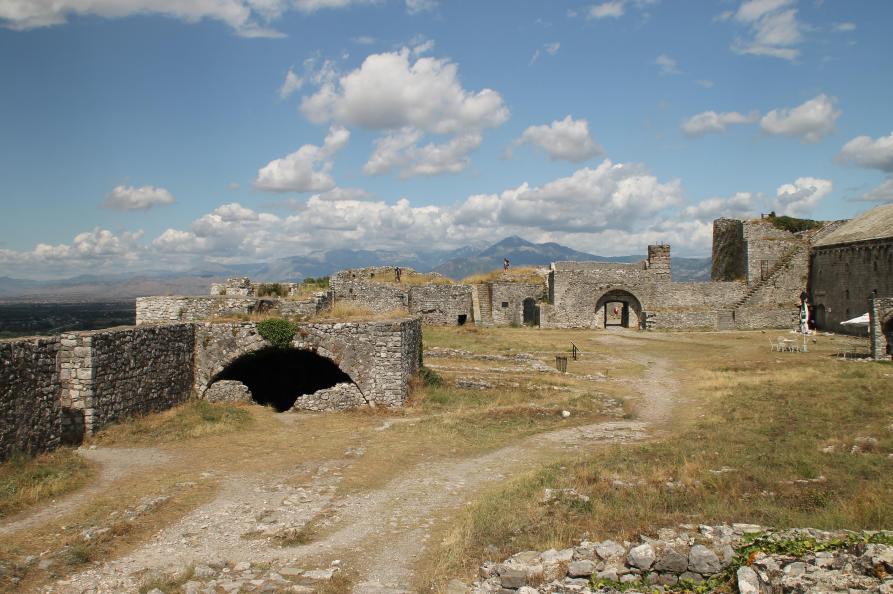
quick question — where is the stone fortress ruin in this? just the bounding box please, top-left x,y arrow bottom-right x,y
2,205 -> 892,462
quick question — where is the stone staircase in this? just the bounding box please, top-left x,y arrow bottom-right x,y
473,284 -> 493,327
733,244 -> 805,310
716,310 -> 736,330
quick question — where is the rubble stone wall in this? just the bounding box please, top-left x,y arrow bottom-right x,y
490,282 -> 545,326
0,336 -> 61,461
869,296 -> 893,360
136,295 -> 328,325
194,318 -> 421,408
408,284 -> 473,325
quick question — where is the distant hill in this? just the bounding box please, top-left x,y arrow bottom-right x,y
432,236 -> 711,282
0,237 -> 711,301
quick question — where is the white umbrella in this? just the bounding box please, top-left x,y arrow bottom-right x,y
841,313 -> 870,327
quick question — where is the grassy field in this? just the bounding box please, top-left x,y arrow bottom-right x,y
416,330 -> 893,591
0,449 -> 96,520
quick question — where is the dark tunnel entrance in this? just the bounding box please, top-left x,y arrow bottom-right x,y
212,348 -> 353,412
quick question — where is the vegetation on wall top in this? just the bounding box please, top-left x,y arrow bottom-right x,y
765,212 -> 823,234
256,318 -> 296,348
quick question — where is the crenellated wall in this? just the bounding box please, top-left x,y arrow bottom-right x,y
0,337 -> 61,461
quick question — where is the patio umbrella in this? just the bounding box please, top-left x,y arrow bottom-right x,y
841,313 -> 870,327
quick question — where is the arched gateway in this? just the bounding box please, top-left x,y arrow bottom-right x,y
594,289 -> 644,329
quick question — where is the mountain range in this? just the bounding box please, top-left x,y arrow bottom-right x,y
0,237 -> 711,301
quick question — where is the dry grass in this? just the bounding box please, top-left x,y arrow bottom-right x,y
0,449 -> 96,519
461,267 -> 545,285
89,400 -> 253,445
311,301 -> 408,321
415,333 -> 893,592
211,312 -> 285,323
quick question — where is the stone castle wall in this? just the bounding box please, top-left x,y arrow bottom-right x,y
59,325 -> 195,438
136,295 -> 329,325
408,284 -> 473,325
711,218 -> 746,281
869,296 -> 893,360
0,337 -> 61,461
743,221 -> 803,285
193,318 -> 421,409
330,267 -> 409,312
810,238 -> 893,334
490,282 -> 545,326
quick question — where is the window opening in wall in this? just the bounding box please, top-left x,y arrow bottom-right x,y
501,302 -> 509,308
457,314 -> 467,326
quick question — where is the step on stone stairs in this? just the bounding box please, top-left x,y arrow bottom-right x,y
474,284 -> 493,327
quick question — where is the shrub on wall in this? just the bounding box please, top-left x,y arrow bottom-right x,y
256,318 -> 296,349
257,283 -> 288,297
766,213 -> 822,234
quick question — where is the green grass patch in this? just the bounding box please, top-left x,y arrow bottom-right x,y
0,448 -> 95,519
90,400 -> 253,445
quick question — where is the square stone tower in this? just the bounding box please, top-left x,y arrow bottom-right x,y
647,244 -> 671,281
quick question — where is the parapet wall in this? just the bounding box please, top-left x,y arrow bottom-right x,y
0,337 -> 61,461
60,325 -> 195,437
136,294 -> 329,325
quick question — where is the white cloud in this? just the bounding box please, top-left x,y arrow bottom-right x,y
102,185 -> 175,210
0,228 -> 146,278
833,22 -> 856,32
363,129 -> 482,177
587,1 -> 625,19
836,131 -> 893,172
292,0 -> 378,13
681,110 -> 758,136
300,47 -> 509,134
0,0 -> 288,37
254,126 -> 350,192
655,54 -> 680,75
683,192 -> 757,221
773,177 -> 833,216
513,116 -> 604,162
853,178 -> 893,203
730,0 -> 803,60
405,0 -> 437,14
530,42 -> 560,65
759,94 -> 840,143
278,68 -> 303,99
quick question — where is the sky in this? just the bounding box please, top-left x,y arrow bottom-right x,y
1,0 -> 892,279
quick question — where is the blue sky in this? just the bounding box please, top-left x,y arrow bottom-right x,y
1,0 -> 892,279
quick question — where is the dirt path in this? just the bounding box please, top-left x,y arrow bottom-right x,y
0,447 -> 169,537
42,333 -> 679,593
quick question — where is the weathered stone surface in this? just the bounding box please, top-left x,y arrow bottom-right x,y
654,547 -> 688,573
566,560 -> 596,578
595,540 -> 626,560
688,544 -> 722,575
204,380 -> 252,404
498,567 -> 527,589
627,543 -> 655,570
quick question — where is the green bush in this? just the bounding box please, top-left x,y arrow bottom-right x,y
256,318 -> 296,348
766,212 -> 822,234
256,283 -> 288,297
302,276 -> 330,289
419,366 -> 443,387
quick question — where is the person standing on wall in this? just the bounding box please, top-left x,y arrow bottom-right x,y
394,266 -> 402,283
503,258 -> 510,271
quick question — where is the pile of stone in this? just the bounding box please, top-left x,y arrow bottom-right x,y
140,560 -> 341,594
460,524 -> 893,593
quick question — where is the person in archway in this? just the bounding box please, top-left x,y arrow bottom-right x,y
612,306 -> 619,317
503,257 -> 510,271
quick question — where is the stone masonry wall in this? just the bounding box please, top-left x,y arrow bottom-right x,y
743,220 -> 802,285
869,297 -> 893,360
330,267 -> 409,312
810,239 -> 893,334
60,325 -> 194,436
0,336 -> 61,461
194,318 -> 421,409
490,282 -> 545,326
408,284 -> 473,325
136,295 -> 328,325
712,218 -> 746,281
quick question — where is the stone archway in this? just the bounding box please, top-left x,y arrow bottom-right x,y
595,289 -> 643,329
210,347 -> 355,412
